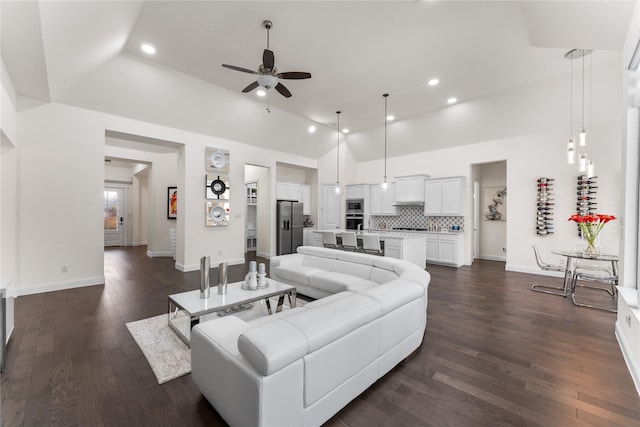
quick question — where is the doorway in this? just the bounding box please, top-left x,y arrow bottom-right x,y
471,160 -> 507,262
104,187 -> 125,247
244,164 -> 271,259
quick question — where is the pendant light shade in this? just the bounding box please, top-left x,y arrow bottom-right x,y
382,93 -> 389,191
335,111 -> 341,194
587,159 -> 595,178
567,137 -> 576,164
579,154 -> 588,172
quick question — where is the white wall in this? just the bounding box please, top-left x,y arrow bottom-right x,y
349,60 -> 623,274
478,161 -> 507,261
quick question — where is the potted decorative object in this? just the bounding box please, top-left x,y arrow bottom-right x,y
568,213 -> 617,255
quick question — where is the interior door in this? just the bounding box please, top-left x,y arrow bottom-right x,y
322,184 -> 340,230
104,188 -> 124,247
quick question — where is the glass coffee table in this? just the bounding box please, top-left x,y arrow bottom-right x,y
168,279 -> 296,347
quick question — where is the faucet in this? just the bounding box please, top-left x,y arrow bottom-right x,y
357,223 -> 362,232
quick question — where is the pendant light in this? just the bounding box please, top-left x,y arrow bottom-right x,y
567,55 -> 576,164
578,52 -> 587,146
335,111 -> 341,194
382,93 -> 389,190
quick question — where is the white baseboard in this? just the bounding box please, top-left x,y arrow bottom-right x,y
615,322 -> 640,397
17,276 -> 105,296
147,250 -> 174,258
257,251 -> 272,259
175,258 -> 245,272
479,255 -> 507,262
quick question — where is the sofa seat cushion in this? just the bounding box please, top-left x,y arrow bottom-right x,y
308,271 -> 368,294
273,264 -> 326,286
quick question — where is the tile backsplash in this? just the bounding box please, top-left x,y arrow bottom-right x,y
370,206 -> 464,231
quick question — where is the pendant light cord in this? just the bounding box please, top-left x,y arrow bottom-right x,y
383,93 -> 388,182
569,56 -> 573,135
336,111 -> 340,186
581,54 -> 585,130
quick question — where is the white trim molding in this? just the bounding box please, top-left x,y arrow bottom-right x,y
18,276 -> 105,296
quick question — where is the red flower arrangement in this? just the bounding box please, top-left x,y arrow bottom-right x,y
568,214 -> 617,254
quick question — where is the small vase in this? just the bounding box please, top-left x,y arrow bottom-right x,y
585,239 -> 599,255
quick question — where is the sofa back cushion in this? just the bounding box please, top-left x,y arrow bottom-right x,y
333,259 -> 372,279
370,267 -> 399,284
303,256 -> 337,271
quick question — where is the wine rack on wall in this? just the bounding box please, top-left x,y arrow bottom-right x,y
536,177 -> 554,236
576,174 -> 597,236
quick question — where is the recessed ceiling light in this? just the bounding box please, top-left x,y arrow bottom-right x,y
141,43 -> 156,54
342,128 -> 350,134
256,89 -> 266,97
447,97 -> 457,104
386,115 -> 395,121
428,78 -> 439,86
308,125 -> 316,133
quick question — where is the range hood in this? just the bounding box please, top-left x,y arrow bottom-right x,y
392,200 -> 425,207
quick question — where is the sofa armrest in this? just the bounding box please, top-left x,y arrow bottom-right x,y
270,253 -> 306,269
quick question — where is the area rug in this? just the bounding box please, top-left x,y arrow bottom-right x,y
126,297 -> 304,384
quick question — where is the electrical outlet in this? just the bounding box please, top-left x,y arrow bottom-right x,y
61,265 -> 68,273
502,247 -> 506,252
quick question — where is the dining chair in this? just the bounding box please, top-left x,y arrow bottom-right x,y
322,231 -> 340,249
362,234 -> 383,256
571,260 -> 618,313
340,232 -> 358,252
530,245 -> 569,296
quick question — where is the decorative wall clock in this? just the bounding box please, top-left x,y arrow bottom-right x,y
206,200 -> 230,227
206,174 -> 231,200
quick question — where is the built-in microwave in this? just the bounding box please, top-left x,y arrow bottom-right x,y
346,199 -> 364,214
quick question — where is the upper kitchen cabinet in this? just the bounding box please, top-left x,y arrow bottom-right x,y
276,181 -> 301,201
345,184 -> 369,200
370,183 -> 397,215
300,184 -> 311,215
424,176 -> 466,216
394,175 -> 429,205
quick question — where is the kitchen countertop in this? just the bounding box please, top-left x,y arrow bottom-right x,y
370,228 -> 465,235
313,230 -> 427,240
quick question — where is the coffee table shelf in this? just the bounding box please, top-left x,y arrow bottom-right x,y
168,279 -> 296,346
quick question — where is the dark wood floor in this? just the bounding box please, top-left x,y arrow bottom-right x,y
2,246 -> 639,426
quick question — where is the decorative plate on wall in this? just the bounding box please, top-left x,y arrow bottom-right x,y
206,174 -> 231,200
206,200 -> 230,227
205,147 -> 230,173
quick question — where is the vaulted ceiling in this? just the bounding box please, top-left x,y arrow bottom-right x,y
1,1 -> 634,159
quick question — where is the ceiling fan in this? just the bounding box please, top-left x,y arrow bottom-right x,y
222,20 -> 311,98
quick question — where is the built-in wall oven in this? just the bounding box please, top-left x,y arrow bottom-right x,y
346,199 -> 364,215
346,198 -> 365,230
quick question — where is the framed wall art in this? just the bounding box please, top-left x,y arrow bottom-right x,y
167,187 -> 178,219
484,186 -> 507,221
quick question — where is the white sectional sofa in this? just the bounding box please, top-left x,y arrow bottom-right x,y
191,246 -> 430,427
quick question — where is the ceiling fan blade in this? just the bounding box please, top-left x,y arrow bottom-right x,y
278,72 -> 312,80
263,49 -> 275,71
222,64 -> 258,75
275,82 -> 292,98
242,81 -> 260,93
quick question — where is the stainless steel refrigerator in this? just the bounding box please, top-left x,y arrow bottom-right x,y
277,201 -> 304,255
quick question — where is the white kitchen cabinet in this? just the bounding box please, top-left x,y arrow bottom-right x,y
425,232 -> 464,267
311,232 -> 323,247
424,180 -> 442,215
301,184 -> 311,215
303,229 -> 314,246
276,181 -> 301,201
370,183 -> 397,216
395,175 -> 428,203
424,176 -> 465,216
384,238 -> 403,259
345,184 -> 368,200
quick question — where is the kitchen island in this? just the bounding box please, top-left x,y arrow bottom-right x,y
311,230 -> 427,268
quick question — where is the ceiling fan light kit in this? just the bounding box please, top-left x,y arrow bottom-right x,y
222,19 -> 311,98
